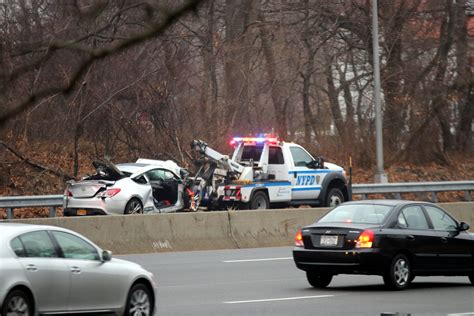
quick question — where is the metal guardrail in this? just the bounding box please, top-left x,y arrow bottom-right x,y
0,181 -> 473,219
0,195 -> 63,219
352,181 -> 473,203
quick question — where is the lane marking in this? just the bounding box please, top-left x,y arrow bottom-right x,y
447,313 -> 474,316
222,257 -> 292,263
224,295 -> 334,304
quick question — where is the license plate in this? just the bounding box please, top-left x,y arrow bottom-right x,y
77,209 -> 87,216
320,235 -> 338,246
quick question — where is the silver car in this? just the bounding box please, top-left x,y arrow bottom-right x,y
0,222 -> 156,316
64,158 -> 189,216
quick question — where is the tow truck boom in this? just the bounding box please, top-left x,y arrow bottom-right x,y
191,139 -> 253,180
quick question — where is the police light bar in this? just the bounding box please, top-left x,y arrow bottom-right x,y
230,136 -> 279,145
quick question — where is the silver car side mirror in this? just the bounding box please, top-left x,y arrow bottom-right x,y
102,250 -> 112,262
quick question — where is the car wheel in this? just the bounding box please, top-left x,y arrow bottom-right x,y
383,254 -> 412,290
325,188 -> 344,207
124,198 -> 143,215
306,271 -> 333,288
1,289 -> 33,316
125,284 -> 153,316
250,191 -> 270,210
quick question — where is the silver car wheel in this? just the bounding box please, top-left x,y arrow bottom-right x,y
129,289 -> 151,316
6,295 -> 29,316
394,258 -> 409,286
126,199 -> 143,215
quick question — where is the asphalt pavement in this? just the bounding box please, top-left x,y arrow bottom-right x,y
121,247 -> 474,316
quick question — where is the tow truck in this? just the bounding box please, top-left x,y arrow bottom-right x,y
190,136 -> 350,210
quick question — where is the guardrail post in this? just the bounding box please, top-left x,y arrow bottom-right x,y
464,191 -> 472,202
6,208 -> 13,219
362,194 -> 368,200
394,193 -> 401,200
49,207 -> 56,217
431,192 -> 438,203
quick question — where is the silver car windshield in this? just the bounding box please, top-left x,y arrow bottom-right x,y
319,204 -> 393,224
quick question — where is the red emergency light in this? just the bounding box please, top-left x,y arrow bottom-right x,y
230,135 -> 280,146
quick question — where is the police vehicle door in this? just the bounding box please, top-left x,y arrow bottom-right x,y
289,146 -> 321,200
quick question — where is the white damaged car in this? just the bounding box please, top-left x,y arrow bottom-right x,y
64,158 -> 190,216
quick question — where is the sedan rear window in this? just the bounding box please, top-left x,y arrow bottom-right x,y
319,204 -> 392,224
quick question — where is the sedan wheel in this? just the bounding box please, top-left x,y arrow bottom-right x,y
306,271 -> 333,288
125,198 -> 143,215
2,290 -> 32,316
383,254 -> 411,290
125,284 -> 153,316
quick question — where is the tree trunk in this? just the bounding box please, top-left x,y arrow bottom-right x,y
260,20 -> 288,137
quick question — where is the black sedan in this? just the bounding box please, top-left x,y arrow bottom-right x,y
293,200 -> 474,290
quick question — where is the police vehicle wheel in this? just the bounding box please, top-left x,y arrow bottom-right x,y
250,191 -> 269,210
325,188 -> 344,207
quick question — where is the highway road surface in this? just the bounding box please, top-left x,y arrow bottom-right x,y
121,247 -> 474,316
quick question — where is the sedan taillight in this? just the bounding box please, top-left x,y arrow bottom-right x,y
356,230 -> 374,248
295,229 -> 304,247
98,188 -> 121,198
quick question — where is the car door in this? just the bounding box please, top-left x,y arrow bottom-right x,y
289,146 -> 321,200
131,173 -> 155,212
13,231 -> 70,313
51,231 -> 126,312
423,205 -> 474,271
396,205 -> 440,271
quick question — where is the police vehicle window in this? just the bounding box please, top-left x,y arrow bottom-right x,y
400,206 -> 429,229
19,231 -> 58,258
10,237 -> 26,257
424,206 -> 457,231
52,231 -> 99,261
290,147 -> 313,167
241,146 -> 263,161
269,147 -> 284,164
147,169 -> 165,181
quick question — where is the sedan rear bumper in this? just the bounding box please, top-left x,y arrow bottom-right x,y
293,247 -> 389,275
64,196 -> 130,215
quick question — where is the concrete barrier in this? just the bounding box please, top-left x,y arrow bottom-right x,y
9,202 -> 474,254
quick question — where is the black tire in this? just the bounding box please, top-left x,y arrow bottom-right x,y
124,198 -> 143,215
325,187 -> 344,207
249,191 -> 270,210
306,271 -> 333,288
125,283 -> 153,316
1,289 -> 33,316
383,254 -> 412,290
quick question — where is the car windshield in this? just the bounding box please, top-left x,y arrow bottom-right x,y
319,204 -> 393,224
